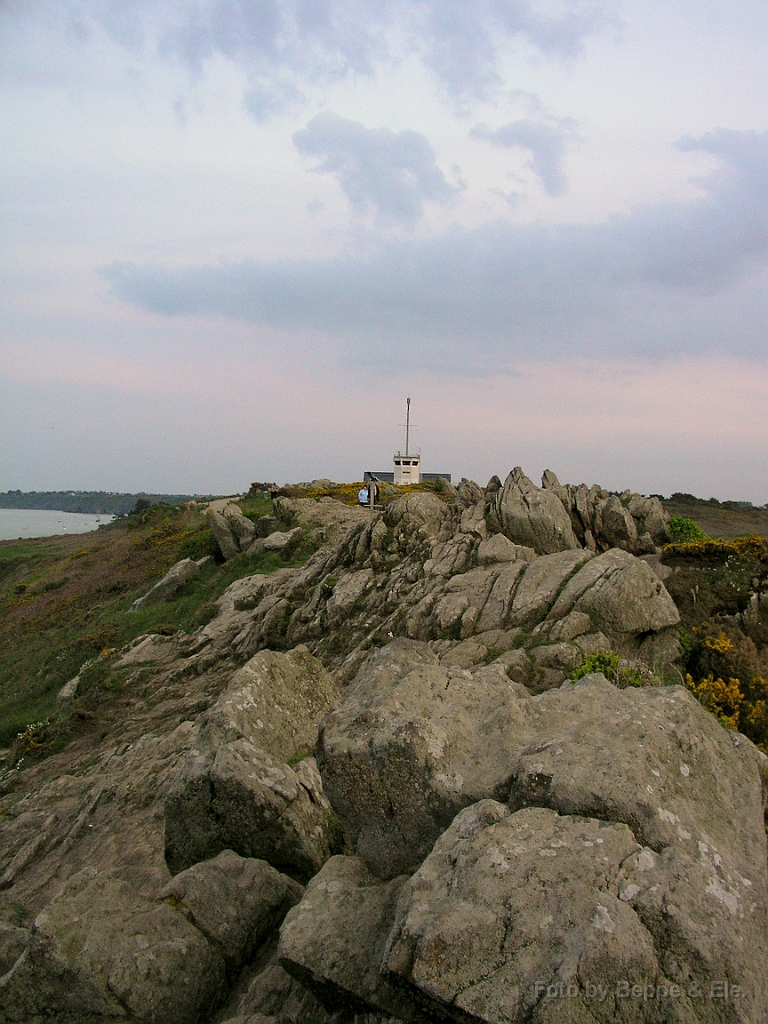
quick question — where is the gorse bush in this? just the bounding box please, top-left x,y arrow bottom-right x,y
666,515 -> 708,543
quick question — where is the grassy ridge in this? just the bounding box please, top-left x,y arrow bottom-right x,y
0,497 -> 311,751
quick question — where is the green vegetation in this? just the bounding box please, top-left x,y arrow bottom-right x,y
0,500 -> 316,754
570,651 -> 643,688
662,536 -> 768,752
666,515 -> 708,544
662,493 -> 768,541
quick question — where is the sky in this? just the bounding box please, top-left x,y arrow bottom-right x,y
1,0 -> 767,501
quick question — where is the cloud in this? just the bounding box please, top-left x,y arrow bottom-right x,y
102,130 -> 768,368
10,0 -> 608,114
293,112 -> 459,226
414,0 -> 609,103
472,116 -> 578,195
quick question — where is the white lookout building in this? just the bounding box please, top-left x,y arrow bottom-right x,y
365,398 -> 451,486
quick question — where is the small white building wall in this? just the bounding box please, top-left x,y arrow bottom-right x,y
393,452 -> 421,485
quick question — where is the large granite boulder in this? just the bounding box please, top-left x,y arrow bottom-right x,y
546,547 -> 680,640
209,509 -> 240,560
489,467 -> 579,554
384,801 -> 667,1023
165,648 -> 338,880
278,856 -> 416,1021
289,663 -> 768,1023
223,504 -> 258,549
0,852 -> 300,1024
316,640 -> 530,879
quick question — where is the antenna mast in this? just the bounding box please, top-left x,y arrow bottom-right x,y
405,397 -> 411,456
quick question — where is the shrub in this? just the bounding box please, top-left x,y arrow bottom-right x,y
666,515 -> 708,543
685,673 -> 743,731
570,651 -> 643,688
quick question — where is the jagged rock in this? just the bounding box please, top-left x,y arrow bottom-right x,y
458,499 -> 488,539
504,674 -> 768,1018
164,649 -> 338,879
273,496 -> 296,522
325,570 -> 373,627
453,478 -> 484,507
594,493 -> 639,551
227,574 -> 271,610
384,801 -> 662,1024
383,492 -> 448,539
0,866 -> 226,1024
506,549 -> 593,628
224,505 -> 258,549
489,467 -> 579,554
253,527 -> 303,553
213,647 -> 339,762
548,609 -> 593,642
56,673 -> 80,706
209,509 -> 240,560
315,640 -> 529,879
157,850 -> 302,971
0,853 -> 301,1024
547,548 -> 680,643
222,960 -> 336,1024
164,744 -> 332,882
130,557 -> 201,611
476,534 -> 533,564
116,632 -> 184,666
278,856 -> 417,1021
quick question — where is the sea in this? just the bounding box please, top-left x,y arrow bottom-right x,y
0,508 -> 117,542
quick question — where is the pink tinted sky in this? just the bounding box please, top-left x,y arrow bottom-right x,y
1,0 -> 767,500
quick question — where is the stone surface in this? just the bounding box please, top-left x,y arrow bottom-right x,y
489,467 -> 579,554
224,506 -> 258,549
316,640 -> 529,878
0,867 -> 226,1024
278,856 -> 416,1020
157,850 -> 302,970
384,801 -> 662,1024
214,647 -> 339,761
165,742 -> 332,882
130,558 -> 200,611
209,509 -> 240,560
164,648 -> 337,880
547,548 -> 680,640
255,528 -> 303,553
477,534 -> 534,565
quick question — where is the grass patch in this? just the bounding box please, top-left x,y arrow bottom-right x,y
0,501 -> 319,759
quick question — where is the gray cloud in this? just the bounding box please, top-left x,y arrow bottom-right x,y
102,130 -> 768,367
293,112 -> 459,225
472,116 -> 577,195
25,0 -> 608,114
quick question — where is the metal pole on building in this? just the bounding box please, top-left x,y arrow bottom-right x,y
405,397 -> 410,456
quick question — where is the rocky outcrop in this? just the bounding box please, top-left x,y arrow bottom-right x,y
316,641 -> 528,878
165,648 -> 338,880
488,467 -> 580,553
541,471 -> 668,553
0,852 -> 300,1024
209,509 -> 240,560
283,663 -> 768,1024
5,468 -> 764,1024
129,557 -> 204,611
279,856 -> 416,1021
